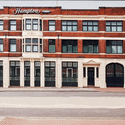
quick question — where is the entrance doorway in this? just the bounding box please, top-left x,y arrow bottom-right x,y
106,63 -> 124,87
88,67 -> 94,86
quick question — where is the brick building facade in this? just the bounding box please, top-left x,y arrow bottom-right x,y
0,6 -> 124,88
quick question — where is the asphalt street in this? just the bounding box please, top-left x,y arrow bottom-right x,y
0,108 -> 125,118
0,91 -> 124,97
0,91 -> 125,118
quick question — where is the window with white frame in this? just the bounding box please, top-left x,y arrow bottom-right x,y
0,21 -> 3,31
0,39 -> 3,52
49,21 -> 55,31
26,19 -> 31,30
23,38 -> 42,53
10,20 -> 16,31
10,39 -> 16,52
32,19 -> 38,30
24,19 -> 42,31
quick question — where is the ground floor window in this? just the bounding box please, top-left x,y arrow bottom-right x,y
106,63 -> 124,87
45,61 -> 55,87
24,61 -> 30,86
62,62 -> 78,87
0,61 -> 3,87
10,61 -> 20,86
34,61 -> 40,87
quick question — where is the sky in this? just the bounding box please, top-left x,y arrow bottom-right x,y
0,1 -> 124,9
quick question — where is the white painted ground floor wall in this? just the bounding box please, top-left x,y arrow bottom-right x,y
1,57 -> 125,88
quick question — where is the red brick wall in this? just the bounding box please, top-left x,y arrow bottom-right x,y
123,40 -> 125,53
4,20 -> 9,30
43,39 -> 48,52
43,20 -> 48,31
123,20 -> 125,32
16,20 -> 22,31
56,20 -> 61,31
55,39 -> 61,52
3,38 -> 9,52
78,20 -> 82,31
43,54 -> 125,58
98,20 -> 106,31
78,39 -> 83,53
16,39 -> 22,52
99,40 -> 106,53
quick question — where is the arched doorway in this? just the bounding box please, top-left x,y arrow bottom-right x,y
106,63 -> 124,87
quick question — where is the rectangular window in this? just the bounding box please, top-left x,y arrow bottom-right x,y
40,20 -> 42,31
10,39 -> 16,52
26,19 -> 31,30
62,40 -> 77,53
83,67 -> 86,77
32,19 -> 38,30
0,39 -> 3,52
83,40 -> 98,53
62,62 -> 78,86
49,39 -> 55,53
45,61 -> 55,87
10,20 -> 16,31
62,21 -> 77,31
0,20 -> 3,31
10,61 -> 20,86
106,40 -> 123,54
83,21 -> 98,31
106,21 -> 122,32
96,67 -> 99,78
24,61 -> 30,86
33,45 -> 38,52
49,21 -> 55,31
26,45 -> 31,52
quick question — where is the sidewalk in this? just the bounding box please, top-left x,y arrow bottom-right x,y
1,117 -> 125,125
0,87 -> 124,92
0,87 -> 96,92
94,88 -> 125,92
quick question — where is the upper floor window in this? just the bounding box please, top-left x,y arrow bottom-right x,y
83,21 -> 98,31
0,21 -> 3,31
23,38 -> 42,53
62,21 -> 77,31
49,39 -> 55,53
32,19 -> 38,30
62,40 -> 77,53
83,40 -> 98,53
10,39 -> 16,52
26,19 -> 31,30
106,40 -> 122,54
106,21 -> 122,32
49,21 -> 55,31
0,39 -> 3,52
25,19 -> 42,31
10,20 -> 16,31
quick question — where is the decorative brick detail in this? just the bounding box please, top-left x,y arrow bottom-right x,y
56,39 -> 62,52
43,39 -> 48,52
43,20 -> 48,31
99,20 -> 106,31
78,39 -> 83,53
99,40 -> 106,53
56,20 -> 61,31
78,20 -> 82,31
